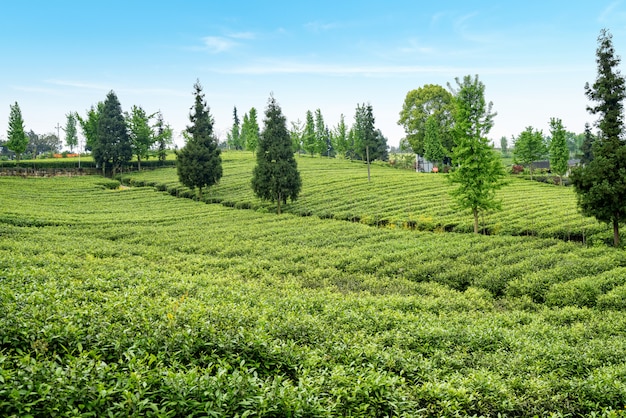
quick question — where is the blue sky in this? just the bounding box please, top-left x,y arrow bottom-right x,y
2,1 -> 626,148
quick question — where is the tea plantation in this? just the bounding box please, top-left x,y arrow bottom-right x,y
2,159 -> 626,416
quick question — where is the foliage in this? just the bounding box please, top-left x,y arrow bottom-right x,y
93,91 -> 132,176
3,175 -> 626,416
549,117 -> 569,182
332,114 -> 349,157
25,131 -> 61,157
176,81 -> 222,198
398,84 -> 454,155
226,106 -> 243,150
513,126 -> 547,180
314,109 -> 328,156
289,119 -> 303,154
64,112 -> 79,152
126,105 -> 155,170
571,28 -> 626,247
500,136 -> 508,156
448,75 -> 506,234
353,102 -> 387,163
242,107 -> 260,153
77,102 -> 104,152
252,95 -> 302,214
423,115 -> 446,165
303,110 -> 316,156
6,101 -> 28,164
154,111 -> 173,163
580,122 -> 595,165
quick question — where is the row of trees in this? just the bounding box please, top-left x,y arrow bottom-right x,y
176,82 -> 301,214
77,93 -> 173,175
225,104 -> 389,162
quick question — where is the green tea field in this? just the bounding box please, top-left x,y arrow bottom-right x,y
2,158 -> 626,416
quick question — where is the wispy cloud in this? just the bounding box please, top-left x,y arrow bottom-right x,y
228,31 -> 255,40
304,21 -> 341,32
202,36 -> 238,53
47,79 -> 110,91
397,39 -> 435,55
11,85 -> 63,95
599,1 -> 622,22
46,79 -> 187,97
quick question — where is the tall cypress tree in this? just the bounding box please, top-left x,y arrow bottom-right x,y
571,29 -> 626,246
176,80 -> 222,199
94,91 -> 132,176
252,94 -> 301,214
6,102 -> 28,164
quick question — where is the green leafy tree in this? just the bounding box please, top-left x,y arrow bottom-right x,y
353,103 -> 382,181
6,102 -> 28,164
25,131 -> 61,157
252,95 -> 302,214
226,106 -> 242,150
176,81 -> 222,198
314,109 -> 327,156
513,126 -> 547,180
398,84 -> 454,156
126,105 -> 155,170
500,136 -> 508,156
289,119 -> 303,155
243,107 -> 260,153
448,75 -> 506,234
64,112 -> 78,152
332,114 -> 349,157
154,111 -> 173,163
571,29 -> 626,247
549,117 -> 569,184
423,115 -> 446,167
94,91 -> 132,176
303,110 -> 316,156
77,102 -> 104,152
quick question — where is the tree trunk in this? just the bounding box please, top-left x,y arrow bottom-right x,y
366,146 -> 371,182
614,217 -> 620,247
138,156 -> 141,171
473,208 -> 479,234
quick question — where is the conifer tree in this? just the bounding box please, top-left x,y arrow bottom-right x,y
94,91 -> 132,176
571,29 -> 626,246
154,111 -> 172,163
244,107 -> 260,153
252,95 -> 301,214
448,75 -> 506,234
226,106 -> 241,150
176,81 -> 222,198
303,110 -> 316,156
6,102 -> 28,164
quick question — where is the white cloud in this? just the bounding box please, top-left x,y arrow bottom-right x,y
228,31 -> 256,40
203,36 -> 238,53
599,1 -> 622,23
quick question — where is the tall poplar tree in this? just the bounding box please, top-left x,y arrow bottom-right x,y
6,102 -> 28,164
94,91 -> 132,176
549,117 -> 569,184
64,112 -> 78,152
252,95 -> 301,214
448,75 -> 506,234
176,81 -> 222,198
571,29 -> 626,247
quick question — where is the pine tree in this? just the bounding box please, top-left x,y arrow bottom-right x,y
448,75 -> 506,234
6,102 -> 28,164
154,111 -> 172,163
252,95 -> 301,214
314,109 -> 327,156
580,122 -> 595,165
303,110 -> 316,156
94,91 -> 132,176
176,81 -> 222,198
549,117 -> 569,184
226,106 -> 242,150
571,29 -> 626,246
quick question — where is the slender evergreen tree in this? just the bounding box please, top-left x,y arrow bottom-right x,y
154,111 -> 172,164
571,29 -> 626,246
6,102 -> 28,164
226,106 -> 241,150
549,117 -> 569,184
448,75 -> 506,234
580,122 -> 595,165
176,81 -> 222,198
303,110 -> 316,156
244,107 -> 260,153
94,91 -> 132,176
252,95 -> 301,214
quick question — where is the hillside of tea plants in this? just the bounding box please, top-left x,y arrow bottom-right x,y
123,151 -> 607,243
2,174 -> 626,416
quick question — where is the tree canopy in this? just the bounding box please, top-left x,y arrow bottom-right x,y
448,75 -> 506,234
571,29 -> 626,247
93,91 -> 132,176
513,126 -> 547,180
64,112 -> 78,152
548,117 -> 569,183
6,102 -> 28,164
176,81 -> 223,198
251,95 -> 302,214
